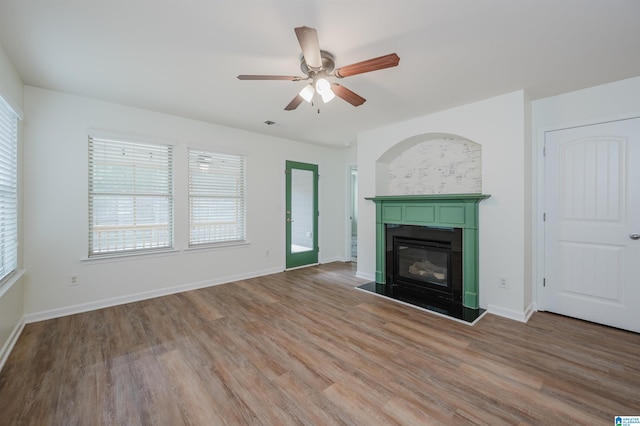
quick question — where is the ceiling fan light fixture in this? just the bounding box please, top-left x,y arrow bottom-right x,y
299,84 -> 314,102
320,88 -> 335,103
315,77 -> 335,103
315,77 -> 330,93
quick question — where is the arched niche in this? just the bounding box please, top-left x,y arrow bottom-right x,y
375,133 -> 482,195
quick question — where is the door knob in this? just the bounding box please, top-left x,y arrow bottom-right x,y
286,218 -> 294,223
631,233 -> 640,240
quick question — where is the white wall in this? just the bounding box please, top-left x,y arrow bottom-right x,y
357,91 -> 532,320
0,41 -> 24,370
532,76 -> 640,130
23,86 -> 349,319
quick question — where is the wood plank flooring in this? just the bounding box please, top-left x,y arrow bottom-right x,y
1,262 -> 639,425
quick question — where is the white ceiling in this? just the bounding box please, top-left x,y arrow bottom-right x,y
1,0 -> 639,147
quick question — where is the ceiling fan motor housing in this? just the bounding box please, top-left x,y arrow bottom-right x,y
300,50 -> 335,76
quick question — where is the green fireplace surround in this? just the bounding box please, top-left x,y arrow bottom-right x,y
366,193 -> 491,309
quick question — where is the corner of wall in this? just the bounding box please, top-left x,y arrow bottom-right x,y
487,301 -> 536,323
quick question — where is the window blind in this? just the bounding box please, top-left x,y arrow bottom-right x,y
0,96 -> 18,283
188,149 -> 246,246
88,136 -> 173,256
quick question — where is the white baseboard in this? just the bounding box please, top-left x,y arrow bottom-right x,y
487,302 -> 537,323
24,266 -> 283,324
0,315 -> 25,372
355,271 -> 375,281
523,302 -> 537,322
319,256 -> 345,264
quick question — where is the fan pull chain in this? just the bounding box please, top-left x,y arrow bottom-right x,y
308,91 -> 322,113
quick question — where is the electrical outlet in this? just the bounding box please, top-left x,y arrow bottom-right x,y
499,275 -> 508,289
69,273 -> 79,286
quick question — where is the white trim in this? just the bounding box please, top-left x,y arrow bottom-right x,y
356,271 -> 375,281
24,266 -> 283,324
83,242 -> 252,263
81,249 -> 180,264
184,241 -> 251,252
487,302 -> 536,323
186,141 -> 249,158
345,163 -> 358,263
524,302 -> 537,322
534,124 -> 546,311
0,269 -> 25,299
319,256 -> 344,264
0,315 -> 25,373
87,128 -> 177,148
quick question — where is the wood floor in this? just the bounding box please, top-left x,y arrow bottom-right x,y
1,262 -> 639,425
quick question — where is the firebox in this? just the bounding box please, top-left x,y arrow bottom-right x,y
386,224 -> 463,306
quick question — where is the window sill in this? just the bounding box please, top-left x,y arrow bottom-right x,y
81,249 -> 180,264
80,241 -> 251,263
184,241 -> 250,252
0,269 -> 26,299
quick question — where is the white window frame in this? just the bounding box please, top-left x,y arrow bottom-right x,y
88,135 -> 174,257
188,148 -> 246,247
0,95 -> 18,285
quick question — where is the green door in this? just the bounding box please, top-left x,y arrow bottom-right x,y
285,161 -> 318,269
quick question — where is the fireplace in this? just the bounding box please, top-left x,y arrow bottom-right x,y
395,238 -> 450,289
386,225 -> 462,305
362,194 -> 490,322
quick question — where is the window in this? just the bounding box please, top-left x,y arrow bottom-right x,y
188,149 -> 246,246
88,136 -> 173,256
0,96 -> 18,283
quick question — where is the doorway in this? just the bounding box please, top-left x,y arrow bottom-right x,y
542,117 -> 640,332
285,160 -> 319,269
348,165 -> 358,262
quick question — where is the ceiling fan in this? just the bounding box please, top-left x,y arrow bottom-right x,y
237,26 -> 400,111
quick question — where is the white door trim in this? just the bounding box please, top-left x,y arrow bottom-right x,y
345,163 -> 357,262
535,112 -> 640,313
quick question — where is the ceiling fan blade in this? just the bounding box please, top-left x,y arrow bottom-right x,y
331,83 -> 366,107
334,53 -> 400,78
294,26 -> 323,71
237,75 -> 302,81
284,94 -> 304,111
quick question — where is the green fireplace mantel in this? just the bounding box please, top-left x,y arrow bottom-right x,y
366,193 -> 490,309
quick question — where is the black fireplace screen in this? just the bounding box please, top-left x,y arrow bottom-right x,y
396,239 -> 450,287
386,224 -> 463,303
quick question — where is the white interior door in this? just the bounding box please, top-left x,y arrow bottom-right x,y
543,118 -> 640,332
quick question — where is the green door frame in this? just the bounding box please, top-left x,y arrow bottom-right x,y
285,160 -> 319,269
